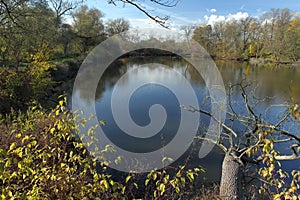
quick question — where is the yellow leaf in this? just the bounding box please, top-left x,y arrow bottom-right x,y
159,183 -> 166,195
50,128 -> 55,134
125,175 -> 131,183
59,100 -> 64,106
9,142 -> 16,151
5,159 -> 11,168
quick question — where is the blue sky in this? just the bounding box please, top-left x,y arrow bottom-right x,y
85,0 -> 300,29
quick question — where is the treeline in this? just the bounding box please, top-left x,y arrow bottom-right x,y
192,8 -> 300,63
0,1 -> 129,68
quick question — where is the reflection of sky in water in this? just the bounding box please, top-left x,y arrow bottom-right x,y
94,64 -> 207,154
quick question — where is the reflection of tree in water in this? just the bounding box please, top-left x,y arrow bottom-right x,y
215,60 -> 300,103
95,60 -> 127,100
75,56 -> 208,104
74,56 -> 300,110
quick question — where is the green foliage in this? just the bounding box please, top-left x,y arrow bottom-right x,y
72,5 -> 106,54
0,49 -> 54,114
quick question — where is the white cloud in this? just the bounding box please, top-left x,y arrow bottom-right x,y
226,12 -> 249,22
128,18 -> 182,40
209,8 -> 217,13
129,18 -> 162,29
204,14 -> 225,25
204,12 -> 249,25
293,11 -> 300,18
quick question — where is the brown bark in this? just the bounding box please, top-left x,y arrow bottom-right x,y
219,152 -> 243,200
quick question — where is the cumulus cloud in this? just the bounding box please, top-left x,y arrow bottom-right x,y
209,8 -> 217,13
204,14 -> 225,25
204,12 -> 249,25
226,12 -> 249,22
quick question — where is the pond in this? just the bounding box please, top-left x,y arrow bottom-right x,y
71,56 -> 300,183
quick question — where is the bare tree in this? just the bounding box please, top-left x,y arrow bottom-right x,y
49,0 -> 83,18
180,24 -> 195,47
105,18 -> 130,36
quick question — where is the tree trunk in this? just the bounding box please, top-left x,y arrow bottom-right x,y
220,152 -> 243,200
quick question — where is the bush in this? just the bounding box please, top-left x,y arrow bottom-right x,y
0,98 -> 203,199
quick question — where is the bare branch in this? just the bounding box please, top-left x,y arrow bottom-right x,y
196,136 -> 227,153
181,105 -> 238,138
150,0 -> 178,7
108,0 -> 176,28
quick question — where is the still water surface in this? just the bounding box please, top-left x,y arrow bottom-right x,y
73,56 -> 300,182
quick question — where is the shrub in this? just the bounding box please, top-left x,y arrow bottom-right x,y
0,98 -> 203,199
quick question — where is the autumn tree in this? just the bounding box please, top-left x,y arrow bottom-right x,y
192,8 -> 300,62
72,5 -> 105,53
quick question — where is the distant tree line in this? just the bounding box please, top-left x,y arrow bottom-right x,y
192,8 -> 300,63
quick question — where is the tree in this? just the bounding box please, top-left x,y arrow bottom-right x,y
261,8 -> 293,61
191,8 -> 300,62
0,0 -> 59,67
0,0 -> 84,66
72,5 -> 105,53
183,81 -> 300,199
58,23 -> 76,55
105,18 -> 130,37
239,16 -> 255,52
192,24 -> 212,53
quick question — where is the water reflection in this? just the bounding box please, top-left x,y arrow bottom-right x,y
72,57 -> 300,182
